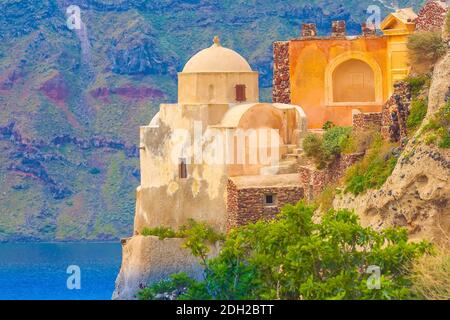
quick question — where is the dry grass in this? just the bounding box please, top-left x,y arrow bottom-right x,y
410,248 -> 450,300
342,127 -> 378,154
407,31 -> 446,73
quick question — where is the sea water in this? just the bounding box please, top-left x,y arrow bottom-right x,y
0,242 -> 122,300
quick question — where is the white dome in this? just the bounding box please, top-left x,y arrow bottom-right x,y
182,37 -> 252,73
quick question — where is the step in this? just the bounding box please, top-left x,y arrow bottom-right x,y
260,160 -> 297,175
284,144 -> 298,154
282,153 -> 300,160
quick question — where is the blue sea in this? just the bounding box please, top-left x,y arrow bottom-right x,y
0,242 -> 122,300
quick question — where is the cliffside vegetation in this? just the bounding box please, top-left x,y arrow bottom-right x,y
302,124 -> 398,196
420,101 -> 450,148
407,31 -> 446,72
303,126 -> 352,169
139,202 -> 432,300
344,135 -> 399,196
411,249 -> 450,300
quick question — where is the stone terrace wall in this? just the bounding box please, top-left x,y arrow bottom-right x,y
273,41 -> 291,104
352,112 -> 382,130
227,179 -> 304,231
415,0 -> 448,32
298,153 -> 364,199
381,81 -> 412,143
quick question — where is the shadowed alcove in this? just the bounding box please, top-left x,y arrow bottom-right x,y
332,59 -> 376,103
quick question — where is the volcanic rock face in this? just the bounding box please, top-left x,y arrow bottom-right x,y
415,0 -> 448,32
381,82 -> 412,143
272,41 -> 291,104
334,53 -> 450,246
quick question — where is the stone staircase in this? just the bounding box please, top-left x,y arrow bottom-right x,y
260,141 -> 307,175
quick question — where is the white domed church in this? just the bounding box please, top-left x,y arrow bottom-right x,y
114,38 -> 308,298
138,36 -> 307,231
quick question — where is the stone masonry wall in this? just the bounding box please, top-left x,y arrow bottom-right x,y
381,81 -> 412,143
273,41 -> 291,104
361,23 -> 376,36
227,179 -> 304,231
352,112 -> 382,130
301,23 -> 318,38
415,0 -> 448,32
331,20 -> 346,37
298,153 -> 364,199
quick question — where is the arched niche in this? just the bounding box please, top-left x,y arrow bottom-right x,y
325,52 -> 383,106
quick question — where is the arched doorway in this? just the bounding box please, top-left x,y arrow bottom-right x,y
332,59 -> 375,103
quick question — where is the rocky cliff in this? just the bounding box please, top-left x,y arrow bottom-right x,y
334,52 -> 450,247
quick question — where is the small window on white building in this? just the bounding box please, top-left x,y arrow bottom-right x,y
264,193 -> 277,206
235,84 -> 246,102
208,84 -> 215,102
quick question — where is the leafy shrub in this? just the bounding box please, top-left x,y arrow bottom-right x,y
141,202 -> 431,300
322,120 -> 335,131
410,249 -> 450,300
303,127 -> 352,169
439,134 -> 450,148
178,219 -> 225,263
424,132 -> 438,145
344,134 -> 399,195
407,31 -> 446,66
322,126 -> 352,156
141,226 -> 178,239
138,273 -> 194,300
407,99 -> 428,129
141,219 -> 224,260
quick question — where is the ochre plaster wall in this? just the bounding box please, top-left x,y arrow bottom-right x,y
289,37 -> 389,128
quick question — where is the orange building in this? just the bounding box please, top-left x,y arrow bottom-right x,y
273,8 -> 418,128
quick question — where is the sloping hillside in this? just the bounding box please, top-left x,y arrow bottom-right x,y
334,52 -> 450,247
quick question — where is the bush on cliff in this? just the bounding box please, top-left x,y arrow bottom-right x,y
404,75 -> 430,99
421,101 -> 450,149
139,202 -> 431,300
303,127 -> 352,169
344,134 -> 399,195
407,99 -> 428,129
407,31 -> 446,67
141,219 -> 224,259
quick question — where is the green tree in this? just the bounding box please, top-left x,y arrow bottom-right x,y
140,202 -> 431,300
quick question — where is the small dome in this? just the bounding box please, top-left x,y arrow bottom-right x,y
182,37 -> 252,73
